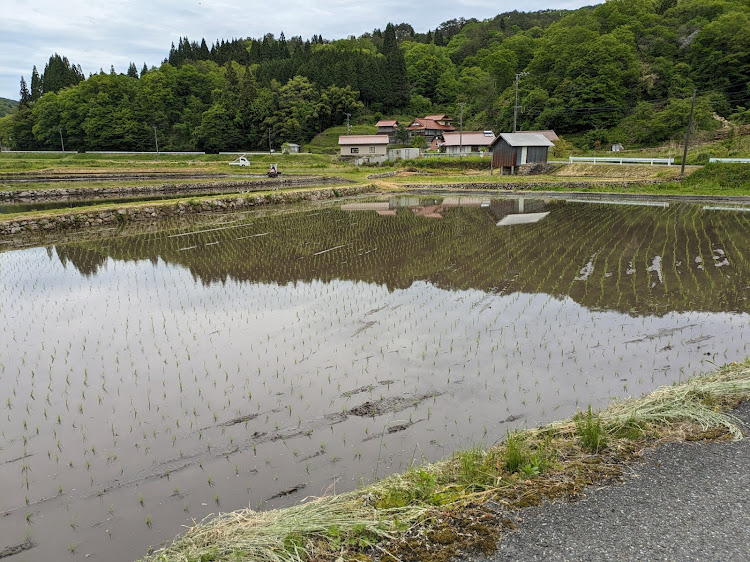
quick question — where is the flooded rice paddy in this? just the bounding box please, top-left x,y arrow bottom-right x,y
1,195 -> 749,560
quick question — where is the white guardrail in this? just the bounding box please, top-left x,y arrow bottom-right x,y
569,156 -> 674,165
708,158 -> 750,163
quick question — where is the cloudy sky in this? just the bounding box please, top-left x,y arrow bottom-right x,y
0,0 -> 598,101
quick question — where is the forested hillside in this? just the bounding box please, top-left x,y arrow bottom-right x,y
1,0 -> 749,152
0,98 -> 18,118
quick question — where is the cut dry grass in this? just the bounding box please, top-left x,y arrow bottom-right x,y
141,360 -> 750,562
143,493 -> 428,562
553,163 -> 686,180
539,360 -> 750,441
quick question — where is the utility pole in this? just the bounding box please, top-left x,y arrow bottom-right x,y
153,126 -> 159,156
681,89 -> 696,177
458,102 -> 465,156
513,72 -> 529,133
268,128 -> 272,154
345,113 -> 351,135
59,128 -> 65,153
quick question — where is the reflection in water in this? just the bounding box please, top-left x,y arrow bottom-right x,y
1,196 -> 748,561
54,197 -> 749,315
566,199 -> 670,208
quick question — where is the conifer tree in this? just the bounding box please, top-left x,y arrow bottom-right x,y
279,32 -> 290,58
199,38 -> 210,59
19,76 -> 31,106
41,54 -> 84,93
30,66 -> 42,101
382,23 -> 410,109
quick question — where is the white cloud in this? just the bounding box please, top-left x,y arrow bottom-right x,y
0,0 -> 598,99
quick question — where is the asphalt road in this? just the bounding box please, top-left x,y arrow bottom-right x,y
462,401 -> 750,562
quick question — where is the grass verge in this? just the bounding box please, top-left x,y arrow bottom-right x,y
141,359 -> 750,562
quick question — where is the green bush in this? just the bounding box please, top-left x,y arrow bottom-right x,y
684,162 -> 750,188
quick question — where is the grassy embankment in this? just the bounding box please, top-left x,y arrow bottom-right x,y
141,359 -> 750,562
0,152 -> 354,177
304,124 -> 378,154
0,152 -> 375,223
373,161 -> 750,197
2,152 -> 749,226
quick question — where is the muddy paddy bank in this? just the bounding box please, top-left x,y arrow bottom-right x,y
0,195 -> 748,561
0,175 -> 353,204
0,184 -> 373,236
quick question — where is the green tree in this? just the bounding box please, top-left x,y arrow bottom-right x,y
394,123 -> 410,144
689,11 -> 750,107
32,92 -> 61,148
195,103 -> 244,152
402,42 -> 456,100
320,84 -> 363,129
526,20 -> 641,132
272,75 -> 325,142
382,23 -> 410,109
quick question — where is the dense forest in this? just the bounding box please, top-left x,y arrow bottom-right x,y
1,0 -> 749,152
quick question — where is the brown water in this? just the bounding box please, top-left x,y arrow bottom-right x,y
1,195 -> 748,561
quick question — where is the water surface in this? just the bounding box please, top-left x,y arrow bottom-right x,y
1,195 -> 748,561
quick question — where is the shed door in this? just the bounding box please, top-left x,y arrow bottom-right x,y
520,146 -> 528,165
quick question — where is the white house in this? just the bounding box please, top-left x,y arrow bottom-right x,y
440,131 -> 495,154
338,135 -> 389,158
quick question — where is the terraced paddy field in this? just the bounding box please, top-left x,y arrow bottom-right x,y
1,195 -> 748,561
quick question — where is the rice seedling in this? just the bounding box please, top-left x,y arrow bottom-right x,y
1,197 -> 748,561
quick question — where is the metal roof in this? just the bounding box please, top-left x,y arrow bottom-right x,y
441,131 -> 495,147
497,212 -> 550,226
375,120 -> 399,127
494,133 -> 554,147
518,130 -> 560,141
338,135 -> 390,145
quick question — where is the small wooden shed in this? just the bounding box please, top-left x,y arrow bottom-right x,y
490,133 -> 554,171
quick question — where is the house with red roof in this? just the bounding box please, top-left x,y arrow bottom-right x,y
407,115 -> 456,143
375,120 -> 400,143
375,120 -> 399,135
440,131 -> 495,155
423,115 -> 453,127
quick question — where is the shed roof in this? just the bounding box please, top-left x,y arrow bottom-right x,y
338,135 -> 390,145
492,133 -> 554,148
441,131 -> 495,147
375,120 -> 399,127
518,130 -> 559,141
496,212 -> 550,226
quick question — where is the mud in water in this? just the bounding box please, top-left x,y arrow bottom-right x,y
0,195 -> 749,561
